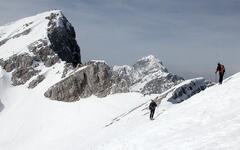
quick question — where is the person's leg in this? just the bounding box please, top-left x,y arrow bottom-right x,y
152,109 -> 155,118
219,73 -> 221,84
150,110 -> 153,119
219,73 -> 223,84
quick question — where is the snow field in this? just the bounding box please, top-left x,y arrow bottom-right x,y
94,73 -> 240,150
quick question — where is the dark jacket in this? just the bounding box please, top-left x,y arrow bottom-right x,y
216,64 -> 225,74
149,101 -> 157,110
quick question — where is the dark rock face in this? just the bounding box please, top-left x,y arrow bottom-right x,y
46,12 -> 81,67
11,67 -> 40,86
28,75 -> 45,89
168,78 -> 213,103
44,61 -> 129,102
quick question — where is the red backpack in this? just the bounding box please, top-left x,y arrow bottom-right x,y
221,65 -> 225,73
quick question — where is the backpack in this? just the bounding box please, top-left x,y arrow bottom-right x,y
221,65 -> 225,73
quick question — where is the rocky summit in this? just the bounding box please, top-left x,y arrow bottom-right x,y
0,10 -> 81,87
46,12 -> 81,67
0,10 -> 130,102
113,55 -> 184,95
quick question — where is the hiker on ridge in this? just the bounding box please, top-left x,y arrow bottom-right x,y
215,62 -> 225,84
149,100 -> 157,120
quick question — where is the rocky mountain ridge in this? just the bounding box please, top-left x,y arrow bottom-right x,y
45,61 -> 128,102
0,10 -> 81,87
0,10 -> 213,102
113,55 -> 184,94
0,10 -> 128,102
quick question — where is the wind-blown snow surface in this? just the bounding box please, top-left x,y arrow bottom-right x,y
0,10 -> 63,59
95,73 -> 240,150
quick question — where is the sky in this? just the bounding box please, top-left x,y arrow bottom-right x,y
0,0 -> 239,81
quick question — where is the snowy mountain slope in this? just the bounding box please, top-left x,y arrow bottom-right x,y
1,9 -> 239,150
113,55 -> 184,94
104,77 -> 211,128
0,68 -> 213,150
0,10 -> 76,59
0,10 -> 128,102
95,72 -> 240,150
0,10 -> 81,88
0,83 -> 157,150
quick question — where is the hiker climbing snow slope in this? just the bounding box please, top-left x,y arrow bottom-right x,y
215,62 -> 225,84
149,100 -> 157,120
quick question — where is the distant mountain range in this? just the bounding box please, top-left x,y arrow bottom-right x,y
0,10 -> 211,102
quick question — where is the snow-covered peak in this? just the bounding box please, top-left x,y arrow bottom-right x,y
136,55 -> 162,65
0,9 -> 81,67
0,10 -> 81,89
134,55 -> 168,73
0,10 -> 62,40
0,10 -> 70,59
113,55 -> 183,94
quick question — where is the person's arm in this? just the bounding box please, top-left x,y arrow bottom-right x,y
221,65 -> 225,73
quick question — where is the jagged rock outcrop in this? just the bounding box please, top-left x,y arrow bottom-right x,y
44,61 -> 129,102
28,39 -> 60,67
0,10 -> 81,87
46,12 -> 81,67
146,77 -> 214,108
28,75 -> 45,89
0,53 -> 34,72
167,78 -> 213,103
113,55 -> 184,94
61,63 -> 74,78
11,67 -> 40,86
